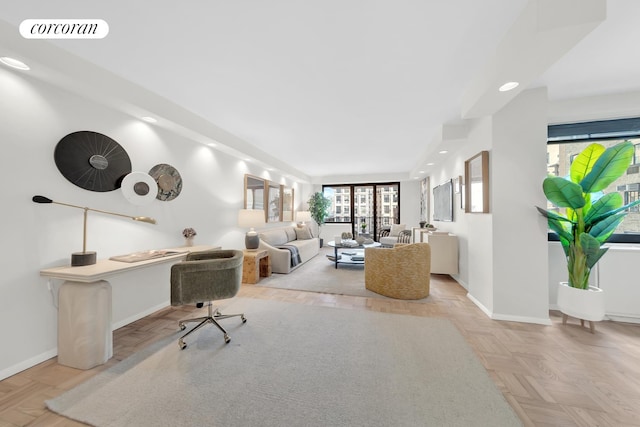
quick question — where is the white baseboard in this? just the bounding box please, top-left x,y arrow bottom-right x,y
466,293 -> 552,325
112,301 -> 170,330
604,314 -> 640,324
0,348 -> 57,381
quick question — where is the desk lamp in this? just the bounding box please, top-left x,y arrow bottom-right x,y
32,195 -> 156,266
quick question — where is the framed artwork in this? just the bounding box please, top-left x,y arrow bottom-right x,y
420,177 -> 429,222
244,174 -> 265,210
267,182 -> 281,222
464,151 -> 490,213
282,187 -> 294,221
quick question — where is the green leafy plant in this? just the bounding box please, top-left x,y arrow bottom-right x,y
308,192 -> 331,231
537,141 -> 640,289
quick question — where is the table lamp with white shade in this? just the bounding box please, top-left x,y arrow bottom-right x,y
238,209 -> 266,250
296,210 -> 312,225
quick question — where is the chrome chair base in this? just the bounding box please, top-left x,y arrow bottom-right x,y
177,302 -> 246,349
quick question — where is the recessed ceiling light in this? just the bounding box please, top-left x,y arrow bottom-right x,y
418,170 -> 425,174
207,143 -> 216,147
438,150 -> 448,154
499,81 -> 519,92
141,116 -> 157,123
426,162 -> 435,166
0,57 -> 30,70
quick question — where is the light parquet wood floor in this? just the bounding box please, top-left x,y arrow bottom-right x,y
1,276 -> 639,427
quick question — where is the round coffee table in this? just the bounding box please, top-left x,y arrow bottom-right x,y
326,241 -> 382,269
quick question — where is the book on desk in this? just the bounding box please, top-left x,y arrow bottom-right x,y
109,249 -> 188,263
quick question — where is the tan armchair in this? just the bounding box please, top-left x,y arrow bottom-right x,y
364,243 -> 431,299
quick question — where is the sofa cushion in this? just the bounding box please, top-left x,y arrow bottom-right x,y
295,225 -> 313,240
259,228 -> 289,246
284,227 -> 297,242
390,224 -> 406,237
287,238 -> 319,263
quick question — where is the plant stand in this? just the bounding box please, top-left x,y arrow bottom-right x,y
557,282 -> 605,334
561,314 -> 597,333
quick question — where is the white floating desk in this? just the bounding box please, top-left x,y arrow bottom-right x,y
40,245 -> 219,369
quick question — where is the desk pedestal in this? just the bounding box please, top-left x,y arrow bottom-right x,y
58,280 -> 112,369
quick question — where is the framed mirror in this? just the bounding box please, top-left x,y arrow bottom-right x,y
282,187 -> 294,221
244,174 -> 266,210
464,151 -> 489,213
267,182 -> 282,222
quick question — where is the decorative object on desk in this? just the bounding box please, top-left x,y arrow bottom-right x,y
32,195 -> 156,266
182,227 -> 197,246
355,235 -> 365,245
238,209 -> 266,250
360,220 -> 367,233
54,131 -> 132,192
121,172 -> 157,205
341,232 -> 352,240
308,192 -> 331,247
536,141 -> 640,332
419,220 -> 426,228
149,163 -> 182,201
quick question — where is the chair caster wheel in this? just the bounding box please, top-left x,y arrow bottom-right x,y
179,340 -> 187,350
224,334 -> 231,343
241,315 -> 247,323
179,323 -> 186,331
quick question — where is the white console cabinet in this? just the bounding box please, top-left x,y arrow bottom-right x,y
420,232 -> 459,275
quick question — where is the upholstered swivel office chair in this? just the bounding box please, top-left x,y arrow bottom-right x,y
170,249 -> 246,349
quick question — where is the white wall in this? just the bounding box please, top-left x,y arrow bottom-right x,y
424,89 -> 550,324
0,67 -> 311,380
491,88 -> 549,324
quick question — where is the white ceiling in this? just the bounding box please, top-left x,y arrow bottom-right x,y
2,0 -> 640,182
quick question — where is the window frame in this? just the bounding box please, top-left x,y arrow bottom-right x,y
322,182 -> 401,237
548,118 -> 640,244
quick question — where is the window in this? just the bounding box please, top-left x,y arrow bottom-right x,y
548,118 -> 640,242
623,186 -> 640,213
323,182 -> 400,238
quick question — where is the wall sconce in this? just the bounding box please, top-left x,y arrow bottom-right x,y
32,195 -> 156,266
237,209 -> 266,250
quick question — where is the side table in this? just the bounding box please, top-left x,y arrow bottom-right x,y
242,249 -> 272,284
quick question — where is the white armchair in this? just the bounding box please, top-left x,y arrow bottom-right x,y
378,224 -> 411,247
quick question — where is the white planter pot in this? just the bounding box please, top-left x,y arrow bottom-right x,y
557,282 -> 605,322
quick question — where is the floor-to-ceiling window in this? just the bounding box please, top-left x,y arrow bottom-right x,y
323,182 -> 400,239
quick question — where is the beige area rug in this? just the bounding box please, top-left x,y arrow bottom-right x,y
46,298 -> 522,427
257,247 -> 429,299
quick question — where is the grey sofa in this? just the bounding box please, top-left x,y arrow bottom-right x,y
258,225 -> 319,273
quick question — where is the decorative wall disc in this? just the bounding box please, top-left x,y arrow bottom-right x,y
54,131 -> 132,192
121,172 -> 157,206
149,163 -> 182,201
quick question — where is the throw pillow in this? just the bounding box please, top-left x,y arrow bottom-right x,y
295,225 -> 313,240
389,224 -> 406,237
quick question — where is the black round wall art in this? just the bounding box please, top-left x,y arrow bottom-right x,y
54,131 -> 132,192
